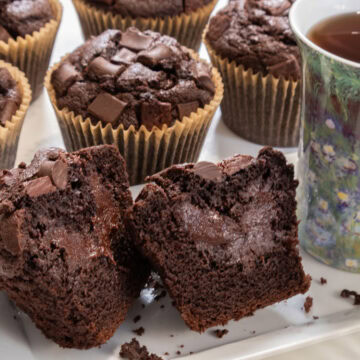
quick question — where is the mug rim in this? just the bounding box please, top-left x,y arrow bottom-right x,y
289,0 -> 360,69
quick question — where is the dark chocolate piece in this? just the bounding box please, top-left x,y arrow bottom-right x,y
24,176 -> 57,198
111,48 -> 137,65
88,93 -> 127,124
51,63 -> 80,96
120,29 -> 153,52
0,100 -> 18,126
0,24 -> 12,42
192,161 -> 223,182
177,101 -> 199,119
137,44 -> 173,67
141,101 -> 172,130
88,56 -> 124,78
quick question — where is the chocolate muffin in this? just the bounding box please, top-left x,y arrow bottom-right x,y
0,0 -> 54,41
0,60 -> 31,170
51,28 -> 214,130
127,147 -> 311,332
204,0 -> 301,147
0,67 -> 21,127
207,0 -> 300,79
85,0 -> 212,18
47,28 -> 223,185
0,145 -> 149,349
0,0 -> 62,100
72,0 -> 218,51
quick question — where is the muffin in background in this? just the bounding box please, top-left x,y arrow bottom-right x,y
0,0 -> 62,100
204,0 -> 301,147
45,28 -> 223,185
72,0 -> 219,51
0,60 -> 31,170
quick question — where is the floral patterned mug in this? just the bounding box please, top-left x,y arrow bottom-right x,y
290,0 -> 360,273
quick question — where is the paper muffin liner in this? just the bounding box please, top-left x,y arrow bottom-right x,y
72,0 -> 218,51
0,60 -> 32,170
0,0 -> 62,101
45,54 -> 223,185
203,27 -> 301,147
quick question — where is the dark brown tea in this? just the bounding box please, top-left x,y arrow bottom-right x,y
308,12 -> 360,63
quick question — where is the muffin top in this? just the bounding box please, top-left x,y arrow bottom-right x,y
85,0 -> 213,18
0,0 -> 54,41
0,67 -> 21,126
51,28 -> 215,130
206,0 -> 300,80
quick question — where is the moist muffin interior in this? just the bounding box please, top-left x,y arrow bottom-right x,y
206,0 -> 300,80
84,0 -> 213,18
0,67 -> 21,126
127,147 -> 311,332
0,0 -> 54,41
0,145 -> 149,349
51,27 -> 215,130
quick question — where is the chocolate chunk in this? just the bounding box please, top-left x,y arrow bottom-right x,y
221,155 -> 254,176
87,57 -> 124,78
24,177 -> 57,198
137,44 -> 173,67
88,93 -> 127,124
141,101 -> 172,130
52,63 -> 80,96
0,25 -> 12,42
192,161 -> 222,182
119,29 -> 153,52
177,101 -> 199,119
267,55 -> 300,78
111,48 -> 137,65
0,210 -> 25,255
193,63 -> 215,94
38,160 -> 68,190
52,160 -> 68,190
0,100 -> 18,126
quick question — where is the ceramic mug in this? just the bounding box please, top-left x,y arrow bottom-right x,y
290,0 -> 360,273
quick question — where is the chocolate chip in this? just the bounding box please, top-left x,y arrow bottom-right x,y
38,160 -> 68,190
137,44 -> 173,67
0,210 -> 25,255
0,25 -> 12,43
52,160 -> 68,190
141,101 -> 172,130
47,150 -> 60,161
111,48 -> 137,65
194,63 -> 215,94
88,93 -> 127,124
87,57 -> 125,78
0,101 -> 18,126
267,55 -> 300,79
221,155 -> 254,176
24,176 -> 57,198
177,101 -> 199,119
193,162 -> 222,182
119,28 -> 153,52
51,62 -> 80,96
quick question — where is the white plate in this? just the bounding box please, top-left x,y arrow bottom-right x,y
1,0 -> 360,359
